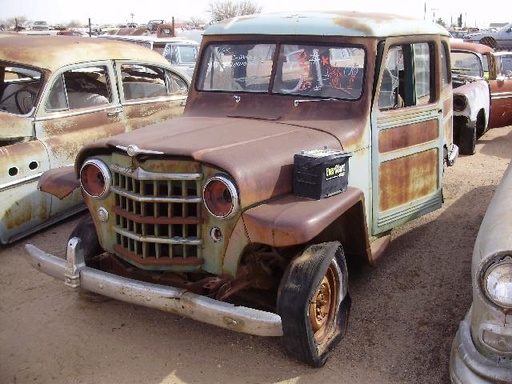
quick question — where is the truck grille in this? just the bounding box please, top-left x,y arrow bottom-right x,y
109,163 -> 204,269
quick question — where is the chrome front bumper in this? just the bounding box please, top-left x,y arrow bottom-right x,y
449,313 -> 512,384
24,238 -> 283,337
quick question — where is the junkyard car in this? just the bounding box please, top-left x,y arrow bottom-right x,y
450,41 -> 492,155
450,41 -> 512,154
99,34 -> 199,78
0,34 -> 189,244
25,11 -> 457,367
464,23 -> 512,51
450,162 -> 512,383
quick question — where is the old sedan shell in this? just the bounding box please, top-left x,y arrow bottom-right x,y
0,34 -> 190,244
450,40 -> 512,130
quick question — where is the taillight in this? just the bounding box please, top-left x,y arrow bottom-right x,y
80,159 -> 111,199
203,175 -> 239,219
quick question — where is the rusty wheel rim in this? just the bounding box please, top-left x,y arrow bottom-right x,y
309,264 -> 338,342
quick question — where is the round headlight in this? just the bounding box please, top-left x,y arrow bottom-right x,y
453,94 -> 468,112
483,256 -> 512,309
203,175 -> 239,219
80,159 -> 111,199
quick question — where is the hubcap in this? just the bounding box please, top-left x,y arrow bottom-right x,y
309,264 -> 338,342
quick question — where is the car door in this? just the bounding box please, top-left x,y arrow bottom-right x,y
488,52 -> 512,128
35,60 -> 127,217
371,38 -> 451,235
116,61 -> 188,128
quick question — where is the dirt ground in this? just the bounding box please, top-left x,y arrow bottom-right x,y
1,125 -> 512,384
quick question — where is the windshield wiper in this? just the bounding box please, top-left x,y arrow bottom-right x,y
293,98 -> 339,107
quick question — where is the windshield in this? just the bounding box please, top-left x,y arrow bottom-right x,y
451,51 -> 483,77
162,44 -> 199,65
197,42 -> 365,100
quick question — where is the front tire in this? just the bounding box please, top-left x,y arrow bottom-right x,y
458,124 -> 477,155
277,241 -> 351,367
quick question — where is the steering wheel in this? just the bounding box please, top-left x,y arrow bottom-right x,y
14,89 -> 37,114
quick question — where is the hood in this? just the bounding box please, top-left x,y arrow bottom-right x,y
82,116 -> 345,207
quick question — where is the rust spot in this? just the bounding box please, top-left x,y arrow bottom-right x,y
379,149 -> 438,211
378,120 -> 438,153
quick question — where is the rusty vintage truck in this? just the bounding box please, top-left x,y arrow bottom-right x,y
25,11 -> 458,367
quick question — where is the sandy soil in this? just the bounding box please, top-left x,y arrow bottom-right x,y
1,125 -> 512,384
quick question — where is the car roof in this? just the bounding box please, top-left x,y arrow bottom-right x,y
0,34 -> 171,71
204,10 -> 449,38
450,40 -> 494,54
100,35 -> 199,45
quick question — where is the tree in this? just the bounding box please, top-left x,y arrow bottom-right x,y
435,18 -> 447,28
208,0 -> 262,23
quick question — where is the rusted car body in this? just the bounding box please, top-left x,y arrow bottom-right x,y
25,11 -> 457,367
450,41 -> 492,155
450,163 -> 512,383
450,41 -> 512,155
0,34 -> 189,244
489,50 -> 512,128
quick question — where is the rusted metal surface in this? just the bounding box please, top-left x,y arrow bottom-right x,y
378,120 -> 438,153
488,52 -> 512,128
0,34 -> 170,72
37,166 -> 79,199
24,11 -> 456,358
204,11 -> 449,38
378,149 -> 439,212
242,188 -> 364,247
0,34 -> 190,244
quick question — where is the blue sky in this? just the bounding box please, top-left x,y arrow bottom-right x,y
0,0 -> 503,28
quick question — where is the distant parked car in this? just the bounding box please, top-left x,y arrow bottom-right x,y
0,34 -> 190,244
450,41 -> 512,154
464,23 -> 512,50
99,34 -> 199,78
450,41 -> 492,155
449,162 -> 512,383
31,21 -> 49,31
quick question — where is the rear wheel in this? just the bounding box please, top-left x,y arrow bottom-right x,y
277,241 -> 351,367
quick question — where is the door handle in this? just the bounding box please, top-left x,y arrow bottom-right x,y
107,108 -> 123,117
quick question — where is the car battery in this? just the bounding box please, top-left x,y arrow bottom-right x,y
293,148 -> 351,199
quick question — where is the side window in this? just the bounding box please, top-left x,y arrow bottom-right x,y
413,43 -> 431,104
441,41 -> 450,86
46,66 -> 111,111
0,64 -> 42,115
378,46 -> 403,109
121,64 -> 178,100
168,72 -> 189,95
378,42 -> 434,110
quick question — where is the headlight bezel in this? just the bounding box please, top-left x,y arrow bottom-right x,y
80,158 -> 112,199
203,174 -> 239,219
479,254 -> 512,310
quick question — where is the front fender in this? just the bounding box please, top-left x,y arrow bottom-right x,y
242,187 -> 364,247
37,165 -> 80,199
